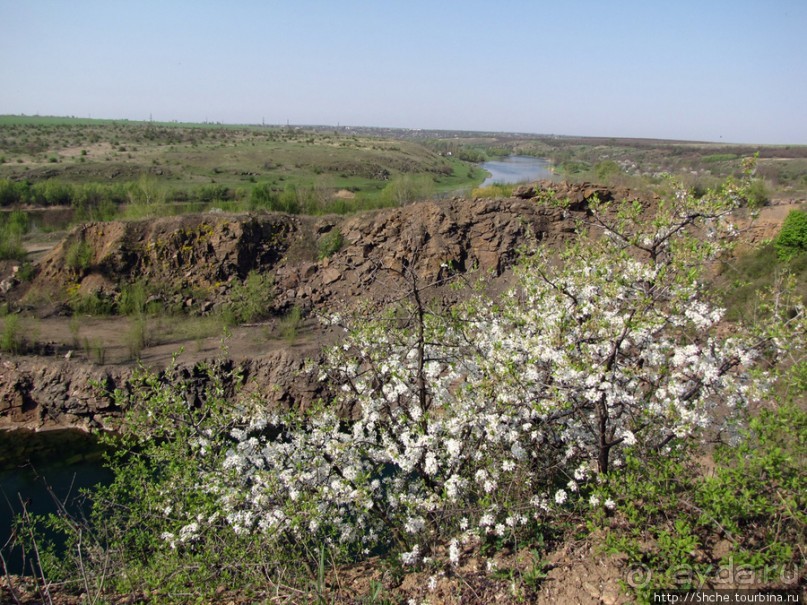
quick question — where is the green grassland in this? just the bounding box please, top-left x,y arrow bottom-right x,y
0,116 -> 487,217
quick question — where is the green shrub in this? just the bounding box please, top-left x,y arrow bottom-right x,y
118,280 -> 152,316
0,313 -> 23,353
774,209 -> 807,261
0,210 -> 30,260
69,290 -> 114,316
0,234 -> 25,260
72,183 -> 120,222
595,160 -> 621,181
317,228 -> 344,259
30,180 -> 74,206
597,404 -> 806,599
380,174 -> 434,206
16,261 -> 35,282
249,182 -> 279,210
0,179 -> 29,207
4,210 -> 30,237
743,178 -> 769,208
19,363 -> 283,598
65,239 -> 93,273
224,270 -> 273,324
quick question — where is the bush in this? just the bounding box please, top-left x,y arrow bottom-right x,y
18,363 -> 280,598
0,233 -> 26,261
72,183 -> 120,222
69,290 -> 114,316
598,404 -> 806,598
774,209 -> 807,261
595,160 -> 621,181
316,228 -> 343,259
0,179 -> 29,207
30,180 -> 74,206
743,178 -> 769,208
249,182 -> 281,210
3,210 -> 30,237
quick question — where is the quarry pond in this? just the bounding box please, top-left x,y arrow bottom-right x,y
480,155 -> 554,186
0,429 -> 113,573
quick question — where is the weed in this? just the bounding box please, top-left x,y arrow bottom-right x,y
125,316 -> 149,359
82,337 -> 106,364
0,210 -> 30,260
16,261 -> 36,282
68,315 -> 81,348
0,313 -> 23,353
279,305 -> 303,343
598,404 -> 806,599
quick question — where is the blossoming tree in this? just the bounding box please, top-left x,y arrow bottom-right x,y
201,176 -> 803,567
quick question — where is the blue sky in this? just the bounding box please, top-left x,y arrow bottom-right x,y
1,1 -> 805,144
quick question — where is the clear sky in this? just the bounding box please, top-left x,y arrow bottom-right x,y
1,0 -> 805,144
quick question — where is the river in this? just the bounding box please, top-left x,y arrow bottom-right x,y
480,155 -> 554,187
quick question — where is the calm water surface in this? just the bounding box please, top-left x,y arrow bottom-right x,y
0,429 -> 113,574
480,155 -> 553,187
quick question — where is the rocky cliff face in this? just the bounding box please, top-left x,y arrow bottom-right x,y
0,351 -> 326,431
1,182 -> 639,431
22,195 -> 580,315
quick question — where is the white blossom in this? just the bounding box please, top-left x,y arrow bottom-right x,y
449,538 -> 461,566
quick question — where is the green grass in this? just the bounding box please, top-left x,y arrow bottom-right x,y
702,153 -> 739,163
0,119 -> 488,220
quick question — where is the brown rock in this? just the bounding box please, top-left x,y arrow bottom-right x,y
322,267 -> 341,285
